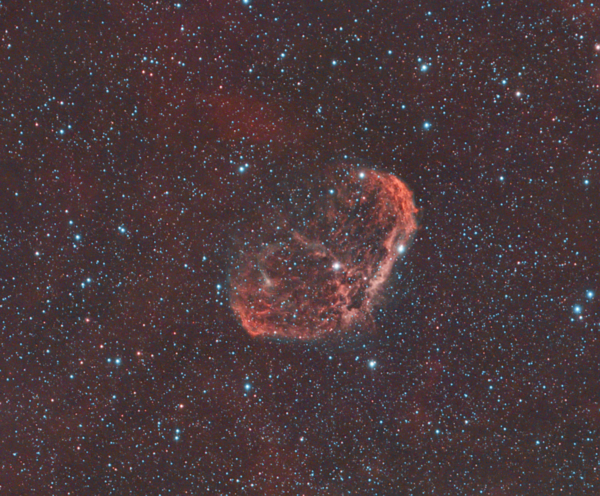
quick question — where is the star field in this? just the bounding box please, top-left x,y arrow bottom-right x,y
2,0 -> 600,494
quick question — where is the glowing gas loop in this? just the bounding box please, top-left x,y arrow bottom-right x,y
230,166 -> 418,341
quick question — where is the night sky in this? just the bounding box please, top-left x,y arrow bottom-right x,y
2,0 -> 600,494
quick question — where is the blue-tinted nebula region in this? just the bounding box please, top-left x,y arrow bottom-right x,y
230,166 -> 418,341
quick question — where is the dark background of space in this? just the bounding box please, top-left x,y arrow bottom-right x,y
2,0 -> 600,494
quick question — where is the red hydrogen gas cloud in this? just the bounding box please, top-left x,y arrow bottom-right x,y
230,165 -> 418,341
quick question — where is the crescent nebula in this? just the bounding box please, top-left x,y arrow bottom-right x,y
230,165 -> 418,341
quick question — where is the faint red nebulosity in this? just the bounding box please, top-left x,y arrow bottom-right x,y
204,94 -> 311,146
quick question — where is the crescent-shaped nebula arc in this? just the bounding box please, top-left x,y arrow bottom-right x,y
229,165 -> 418,341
